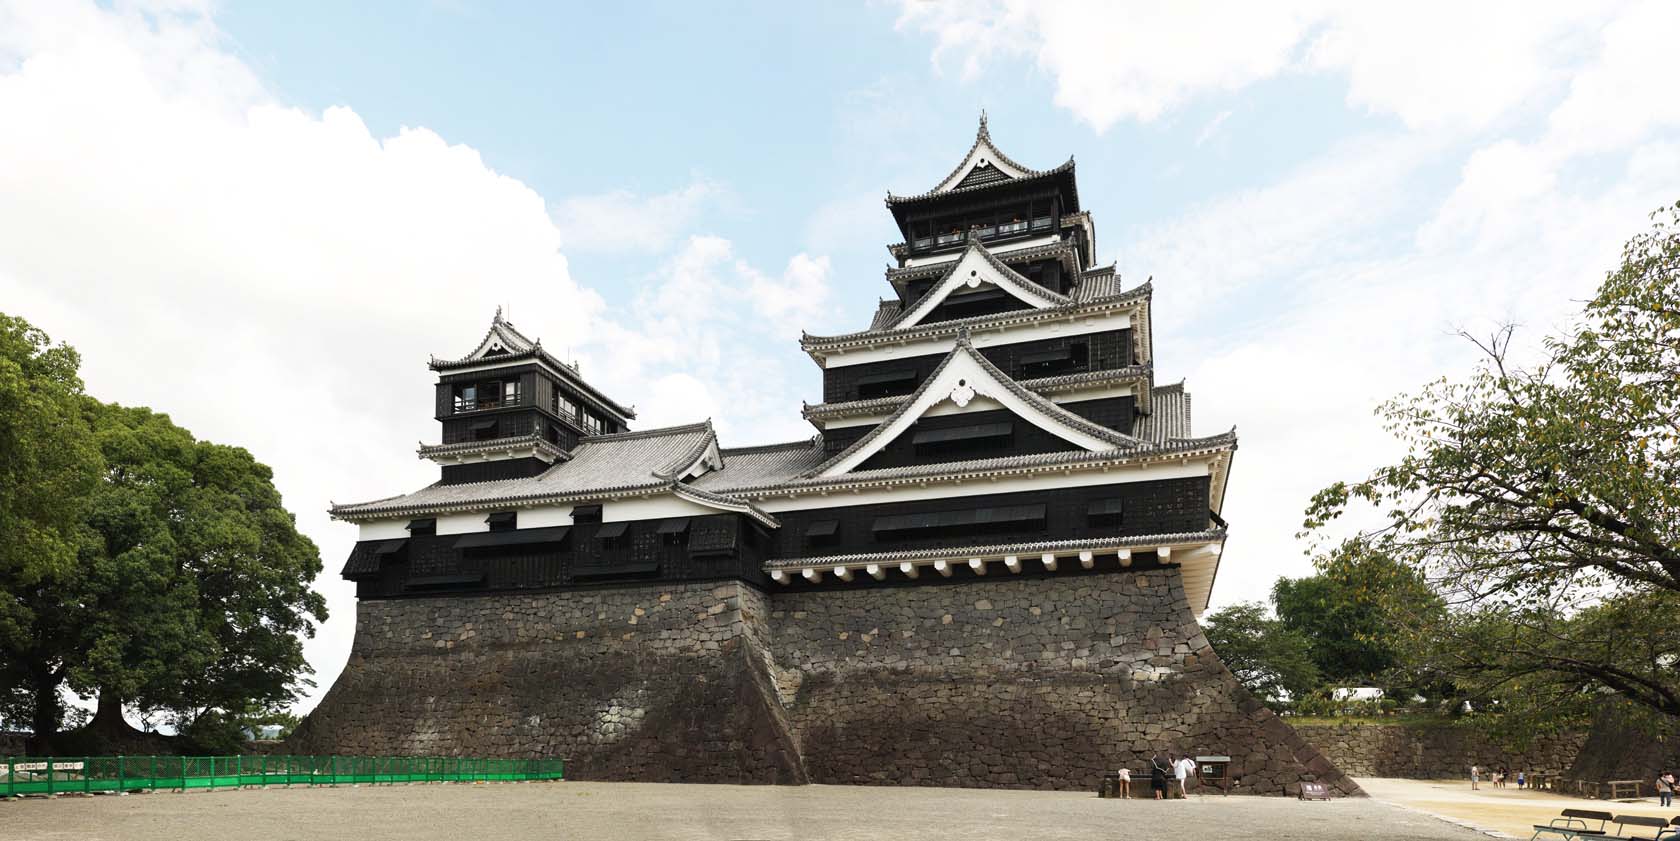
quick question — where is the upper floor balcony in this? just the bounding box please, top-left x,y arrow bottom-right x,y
450,380 -> 523,414
912,216 -> 1053,251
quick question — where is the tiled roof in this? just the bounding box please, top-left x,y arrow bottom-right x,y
331,421 -> 719,519
429,310 -> 637,420
764,529 -> 1226,571
803,365 -> 1155,423
804,337 -> 1144,478
802,281 -> 1151,352
1133,382 -> 1193,443
885,238 -> 1071,331
690,439 -> 827,492
885,239 -> 1079,285
417,434 -> 569,463
869,300 -> 901,330
653,433 -> 1237,498
888,160 -> 1076,206
890,113 -> 1063,201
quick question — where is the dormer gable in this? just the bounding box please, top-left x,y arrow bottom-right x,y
809,335 -> 1140,478
890,238 -> 1071,329
928,112 -> 1044,195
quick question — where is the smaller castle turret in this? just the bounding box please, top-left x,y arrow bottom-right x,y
420,308 -> 635,485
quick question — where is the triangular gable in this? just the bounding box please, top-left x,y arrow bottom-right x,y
890,240 -> 1071,330
463,307 -> 537,362
810,336 -> 1141,478
930,114 -> 1039,194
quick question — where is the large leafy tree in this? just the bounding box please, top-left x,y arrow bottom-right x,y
0,315 -> 103,745
0,311 -> 327,751
1273,542 -> 1440,686
74,403 -> 328,744
1202,601 -> 1321,705
1304,203 -> 1680,722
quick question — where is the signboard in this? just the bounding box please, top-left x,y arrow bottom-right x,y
11,761 -> 84,771
1298,781 -> 1331,800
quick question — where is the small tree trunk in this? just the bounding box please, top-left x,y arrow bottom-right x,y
27,682 -> 61,756
90,691 -> 134,734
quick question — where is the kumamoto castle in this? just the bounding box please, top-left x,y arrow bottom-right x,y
292,118 -> 1360,796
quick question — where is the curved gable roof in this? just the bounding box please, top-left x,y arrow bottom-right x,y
808,334 -> 1142,478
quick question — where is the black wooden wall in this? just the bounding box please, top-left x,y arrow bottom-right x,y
819,396 -> 1137,460
821,328 -> 1132,403
345,513 -> 772,599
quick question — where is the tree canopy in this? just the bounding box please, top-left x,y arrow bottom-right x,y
1303,203 -> 1680,724
0,312 -> 326,751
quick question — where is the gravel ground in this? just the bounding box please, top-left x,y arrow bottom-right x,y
1359,777 -> 1680,839
0,780 -> 1488,841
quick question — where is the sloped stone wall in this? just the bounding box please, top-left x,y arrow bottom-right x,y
288,581 -> 805,784
1292,723 -> 1585,779
767,570 -> 1358,795
293,569 -> 1359,795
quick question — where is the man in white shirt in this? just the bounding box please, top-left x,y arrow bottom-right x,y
1173,754 -> 1197,798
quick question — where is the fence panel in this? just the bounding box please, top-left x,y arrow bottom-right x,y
4,754 -> 563,797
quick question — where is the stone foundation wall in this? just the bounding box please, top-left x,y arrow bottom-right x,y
289,581 -> 804,784
1292,723 -> 1585,779
293,570 -> 1360,795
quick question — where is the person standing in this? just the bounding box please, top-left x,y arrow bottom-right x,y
1657,771 -> 1675,808
1116,766 -> 1131,799
1470,764 -> 1480,791
1174,754 -> 1197,798
1149,755 -> 1170,800
1517,771 -> 1526,789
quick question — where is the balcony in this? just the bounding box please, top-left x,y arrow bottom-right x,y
452,393 -> 523,414
911,216 -> 1054,251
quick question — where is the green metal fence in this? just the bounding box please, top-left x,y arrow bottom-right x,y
2,755 -> 564,797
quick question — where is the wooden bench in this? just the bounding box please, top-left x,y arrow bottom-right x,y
1528,809 -> 1614,841
1578,814 -> 1672,841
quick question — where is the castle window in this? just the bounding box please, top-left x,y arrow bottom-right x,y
856,369 -> 917,400
571,504 -> 602,525
657,518 -> 690,546
911,421 -> 1013,459
1088,498 -> 1123,528
1019,342 -> 1088,377
873,504 -> 1046,540
485,511 -> 517,532
471,419 -> 498,440
804,519 -> 839,548
406,518 -> 436,537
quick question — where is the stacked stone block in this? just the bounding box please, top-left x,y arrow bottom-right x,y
292,569 -> 1360,795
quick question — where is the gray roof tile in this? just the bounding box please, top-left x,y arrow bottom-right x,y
1133,382 -> 1192,443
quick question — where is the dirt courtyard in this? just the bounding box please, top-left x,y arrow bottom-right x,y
1361,777 -> 1680,838
0,779 -> 1494,841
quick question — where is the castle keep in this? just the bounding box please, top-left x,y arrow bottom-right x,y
292,118 -> 1358,795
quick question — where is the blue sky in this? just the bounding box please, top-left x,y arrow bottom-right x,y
2,0 -> 1677,711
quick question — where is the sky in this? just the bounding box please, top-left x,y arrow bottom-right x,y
2,0 -> 1678,714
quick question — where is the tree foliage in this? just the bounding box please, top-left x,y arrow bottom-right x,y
1273,542 -> 1441,686
1303,203 -> 1680,722
1202,601 -> 1320,705
0,314 -> 103,738
0,311 -> 326,749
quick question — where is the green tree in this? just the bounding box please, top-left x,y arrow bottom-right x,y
1202,601 -> 1321,705
73,403 -> 328,745
1273,542 -> 1441,686
1304,203 -> 1680,721
0,311 -> 327,751
0,314 -> 103,748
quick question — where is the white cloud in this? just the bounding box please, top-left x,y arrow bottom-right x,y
0,0 -> 828,712
549,178 -> 723,253
897,0 -> 1625,132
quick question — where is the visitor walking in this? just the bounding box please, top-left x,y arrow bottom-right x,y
1470,764 -> 1480,790
1657,771 -> 1675,808
1149,755 -> 1169,800
1174,754 -> 1197,798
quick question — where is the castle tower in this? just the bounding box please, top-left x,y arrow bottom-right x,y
295,117 -> 1358,797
